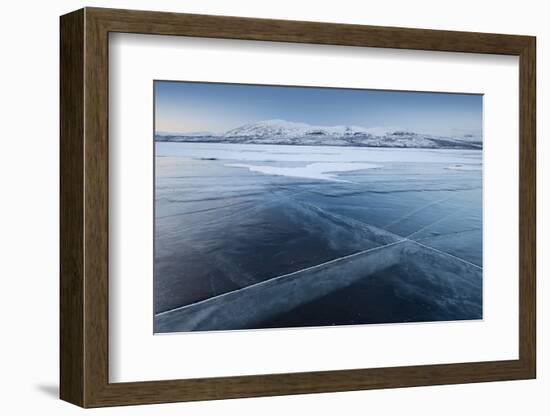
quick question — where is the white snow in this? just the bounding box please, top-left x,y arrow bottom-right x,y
225,162 -> 380,182
224,119 -> 370,138
156,142 -> 482,165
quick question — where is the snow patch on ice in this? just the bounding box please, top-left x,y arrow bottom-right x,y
156,142 -> 482,165
226,162 -> 381,182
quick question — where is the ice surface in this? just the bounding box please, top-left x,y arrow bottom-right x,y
154,142 -> 482,330
446,164 -> 482,171
155,240 -> 482,332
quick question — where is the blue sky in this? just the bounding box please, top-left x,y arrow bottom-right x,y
155,81 -> 482,136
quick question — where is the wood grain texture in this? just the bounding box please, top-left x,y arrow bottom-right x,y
89,7 -> 532,54
59,7 -> 537,408
83,10 -> 110,406
518,38 -> 536,375
59,8 -> 84,407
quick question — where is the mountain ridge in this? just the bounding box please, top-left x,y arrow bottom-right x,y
156,119 -> 482,149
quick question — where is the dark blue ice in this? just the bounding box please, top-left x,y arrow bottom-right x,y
153,143 -> 482,332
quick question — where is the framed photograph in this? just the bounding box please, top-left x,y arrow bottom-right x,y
60,7 -> 536,407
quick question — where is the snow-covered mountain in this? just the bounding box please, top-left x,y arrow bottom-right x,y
224,119 -> 371,138
156,119 -> 482,149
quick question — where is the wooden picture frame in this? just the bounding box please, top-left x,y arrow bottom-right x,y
60,7 -> 536,408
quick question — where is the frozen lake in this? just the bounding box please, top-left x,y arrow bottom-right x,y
154,142 -> 483,331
